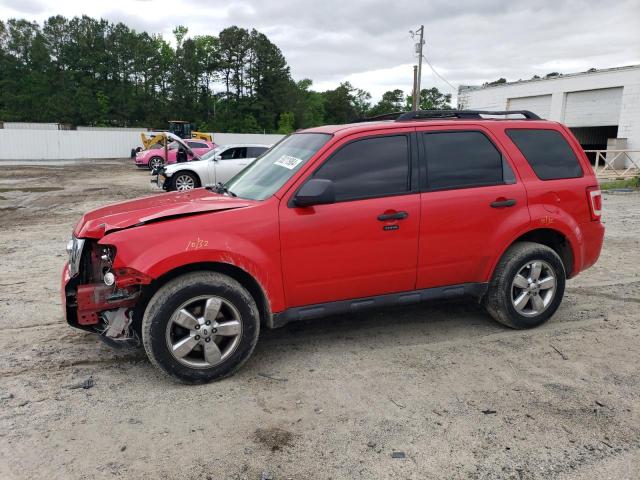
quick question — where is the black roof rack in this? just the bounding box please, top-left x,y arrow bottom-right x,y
356,111 -> 405,122
395,109 -> 541,121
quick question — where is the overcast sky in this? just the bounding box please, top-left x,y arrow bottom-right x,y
1,0 -> 639,102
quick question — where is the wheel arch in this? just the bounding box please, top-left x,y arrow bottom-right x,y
491,228 -> 575,280
132,261 -> 271,334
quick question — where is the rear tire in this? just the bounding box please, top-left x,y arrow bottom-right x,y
142,272 -> 260,383
148,156 -> 164,170
483,241 -> 565,329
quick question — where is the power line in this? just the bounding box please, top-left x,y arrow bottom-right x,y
423,56 -> 457,92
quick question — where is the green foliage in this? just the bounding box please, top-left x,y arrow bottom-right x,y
403,88 -> 452,110
484,77 -> 507,86
0,15 -> 453,132
369,89 -> 405,116
277,111 -> 295,134
599,177 -> 639,190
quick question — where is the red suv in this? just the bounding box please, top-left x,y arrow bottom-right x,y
62,110 -> 604,383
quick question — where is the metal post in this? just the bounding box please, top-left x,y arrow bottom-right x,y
412,66 -> 418,111
416,25 -> 424,106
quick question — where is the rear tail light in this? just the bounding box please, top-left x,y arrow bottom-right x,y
586,186 -> 602,221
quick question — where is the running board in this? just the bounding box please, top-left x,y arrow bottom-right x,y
270,282 -> 488,328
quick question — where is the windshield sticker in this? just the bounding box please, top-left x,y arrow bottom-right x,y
274,155 -> 303,170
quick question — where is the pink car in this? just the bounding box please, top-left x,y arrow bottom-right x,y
135,140 -> 216,170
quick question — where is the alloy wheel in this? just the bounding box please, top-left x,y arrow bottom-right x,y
511,260 -> 557,317
175,174 -> 195,191
149,158 -> 163,170
165,295 -> 242,368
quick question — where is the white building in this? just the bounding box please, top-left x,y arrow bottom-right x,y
458,65 -> 640,166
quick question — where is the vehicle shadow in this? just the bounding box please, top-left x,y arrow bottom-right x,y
247,298 -> 504,372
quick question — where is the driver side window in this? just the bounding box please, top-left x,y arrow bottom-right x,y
220,147 -> 248,160
313,135 -> 411,202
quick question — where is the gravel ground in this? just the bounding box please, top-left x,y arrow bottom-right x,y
0,159 -> 639,480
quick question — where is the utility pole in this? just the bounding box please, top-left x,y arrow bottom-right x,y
410,25 -> 425,111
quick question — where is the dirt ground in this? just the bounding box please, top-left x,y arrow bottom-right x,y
0,159 -> 638,480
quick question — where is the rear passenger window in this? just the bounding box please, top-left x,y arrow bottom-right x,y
423,131 -> 507,190
507,129 -> 583,180
187,141 -> 208,149
314,135 -> 410,201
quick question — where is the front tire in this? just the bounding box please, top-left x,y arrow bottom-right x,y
142,272 -> 260,383
483,241 -> 565,329
172,171 -> 200,191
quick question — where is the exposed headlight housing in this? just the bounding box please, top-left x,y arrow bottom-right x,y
66,236 -> 85,277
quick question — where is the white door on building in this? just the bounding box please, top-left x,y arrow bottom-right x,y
563,87 -> 623,127
508,95 -> 552,119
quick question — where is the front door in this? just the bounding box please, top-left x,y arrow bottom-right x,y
279,132 -> 421,308
214,147 -> 249,183
416,128 -> 530,288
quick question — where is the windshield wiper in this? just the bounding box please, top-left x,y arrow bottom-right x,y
209,182 -> 237,197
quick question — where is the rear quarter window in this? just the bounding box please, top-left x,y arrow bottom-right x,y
506,129 -> 583,180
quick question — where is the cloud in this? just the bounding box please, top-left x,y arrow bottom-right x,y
0,0 -> 638,102
0,0 -> 44,15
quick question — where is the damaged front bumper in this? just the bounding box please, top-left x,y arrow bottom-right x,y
62,251 -> 148,348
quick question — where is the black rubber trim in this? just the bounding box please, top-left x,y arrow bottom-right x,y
270,282 -> 488,328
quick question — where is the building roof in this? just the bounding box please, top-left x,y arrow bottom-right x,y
459,64 -> 640,93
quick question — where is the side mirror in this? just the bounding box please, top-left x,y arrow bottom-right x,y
293,179 -> 335,207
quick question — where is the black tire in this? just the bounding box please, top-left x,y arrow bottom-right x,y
483,241 -> 566,329
142,272 -> 260,383
148,156 -> 164,170
171,171 -> 200,191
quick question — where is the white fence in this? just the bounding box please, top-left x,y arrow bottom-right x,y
2,122 -> 60,130
212,133 -> 283,146
0,129 -> 143,160
585,149 -> 640,179
0,128 -> 284,160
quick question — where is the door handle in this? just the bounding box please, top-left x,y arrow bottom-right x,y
490,199 -> 516,208
377,211 -> 408,221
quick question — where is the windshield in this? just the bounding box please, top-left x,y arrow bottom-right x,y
225,133 -> 331,200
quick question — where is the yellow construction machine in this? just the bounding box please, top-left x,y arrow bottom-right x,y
138,121 -> 213,151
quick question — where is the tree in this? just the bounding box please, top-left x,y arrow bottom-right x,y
0,15 -> 376,133
277,111 -> 295,134
322,82 -> 372,124
405,87 -> 452,110
369,89 -> 405,116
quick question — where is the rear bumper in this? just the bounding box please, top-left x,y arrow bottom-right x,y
574,221 -> 604,276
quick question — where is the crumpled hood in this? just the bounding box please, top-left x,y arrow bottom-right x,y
74,189 -> 254,238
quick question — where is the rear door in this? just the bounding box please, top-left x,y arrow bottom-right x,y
279,131 -> 421,307
417,127 -> 530,288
